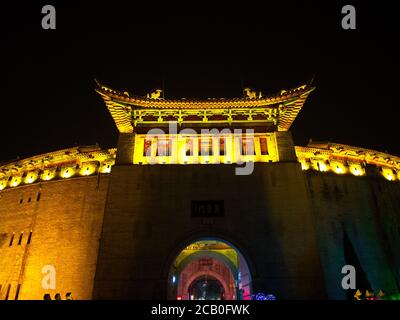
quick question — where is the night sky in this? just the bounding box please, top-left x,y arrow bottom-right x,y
2,2 -> 399,162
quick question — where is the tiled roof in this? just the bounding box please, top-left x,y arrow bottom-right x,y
96,82 -> 315,133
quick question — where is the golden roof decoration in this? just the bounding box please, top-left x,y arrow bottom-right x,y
296,142 -> 400,170
0,145 -> 116,185
0,140 -> 399,192
95,81 -> 315,133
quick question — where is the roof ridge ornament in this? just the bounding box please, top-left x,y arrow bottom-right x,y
95,81 -> 315,133
243,87 -> 258,99
147,89 -> 163,99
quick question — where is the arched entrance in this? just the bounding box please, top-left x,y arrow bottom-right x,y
168,239 -> 252,300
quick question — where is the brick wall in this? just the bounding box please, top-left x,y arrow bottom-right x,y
305,172 -> 400,298
93,161 -> 326,299
0,174 -> 109,300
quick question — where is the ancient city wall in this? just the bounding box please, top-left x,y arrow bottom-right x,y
0,175 -> 109,300
305,171 -> 400,299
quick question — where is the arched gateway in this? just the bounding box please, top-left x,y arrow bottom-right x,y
167,239 -> 252,300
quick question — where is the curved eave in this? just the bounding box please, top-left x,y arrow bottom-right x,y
96,84 -> 315,132
97,90 -> 134,133
277,89 -> 314,131
96,85 -> 315,109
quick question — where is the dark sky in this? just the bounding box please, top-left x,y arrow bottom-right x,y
1,1 -> 399,162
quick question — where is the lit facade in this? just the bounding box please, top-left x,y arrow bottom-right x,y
0,83 -> 399,300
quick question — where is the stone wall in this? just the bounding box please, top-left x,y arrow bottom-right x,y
0,175 -> 109,300
305,172 -> 400,299
93,161 -> 326,299
1,138 -> 399,300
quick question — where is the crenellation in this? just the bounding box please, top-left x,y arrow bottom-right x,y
296,143 -> 400,182
0,147 -> 116,192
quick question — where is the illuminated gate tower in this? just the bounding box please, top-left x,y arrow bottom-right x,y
93,83 -> 326,299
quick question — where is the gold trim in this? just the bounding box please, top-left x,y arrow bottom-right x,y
96,83 -> 315,133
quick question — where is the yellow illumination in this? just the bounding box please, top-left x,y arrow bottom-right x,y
99,164 -> 112,173
382,168 -> 395,181
349,164 -> 364,176
300,160 -> 310,170
295,145 -> 400,182
97,83 -> 314,133
331,162 -> 347,174
10,176 -> 22,187
60,168 -> 75,179
41,169 -> 56,181
43,173 -> 54,181
0,181 -> 6,190
133,133 -> 279,165
80,163 -> 96,176
318,162 -> 328,172
24,171 -> 38,184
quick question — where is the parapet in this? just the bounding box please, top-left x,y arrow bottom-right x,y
0,146 -> 116,191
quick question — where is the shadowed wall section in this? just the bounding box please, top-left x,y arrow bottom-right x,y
93,159 -> 326,299
306,172 -> 400,299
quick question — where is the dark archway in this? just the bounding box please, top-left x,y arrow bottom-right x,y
188,275 -> 224,300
